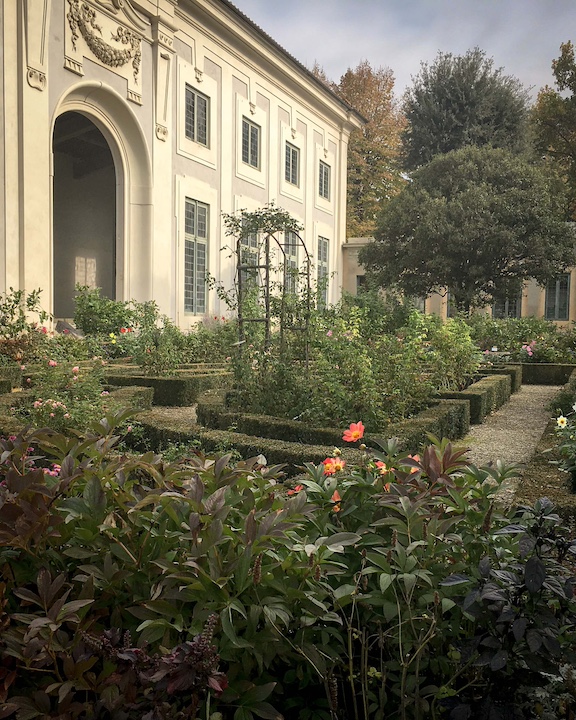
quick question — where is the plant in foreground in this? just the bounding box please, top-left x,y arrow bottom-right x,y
0,417 -> 575,719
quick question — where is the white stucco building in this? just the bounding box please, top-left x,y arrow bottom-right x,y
0,0 -> 362,326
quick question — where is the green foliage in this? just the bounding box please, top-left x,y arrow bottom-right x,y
129,301 -> 187,376
403,47 -> 530,171
1,423 -> 575,719
0,288 -> 50,363
222,201 -> 303,239
466,315 -> 576,363
532,41 -> 576,218
229,297 -> 481,429
362,146 -> 576,312
12,359 -> 114,433
74,285 -> 134,336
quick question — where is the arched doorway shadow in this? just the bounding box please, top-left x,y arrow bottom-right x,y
53,112 -> 116,318
51,82 -> 152,319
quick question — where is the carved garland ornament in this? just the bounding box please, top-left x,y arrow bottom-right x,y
67,0 -> 141,82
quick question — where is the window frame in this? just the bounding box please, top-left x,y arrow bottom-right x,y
184,197 -> 209,316
493,295 -> 522,319
318,160 -> 331,200
242,117 -> 261,170
285,141 -> 300,186
317,235 -> 329,306
184,84 -> 209,147
545,274 -> 570,321
283,231 -> 299,294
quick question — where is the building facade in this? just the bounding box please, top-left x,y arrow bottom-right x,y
344,237 -> 576,326
0,0 -> 362,327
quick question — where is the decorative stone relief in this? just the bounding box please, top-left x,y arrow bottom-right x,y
152,20 -> 174,142
27,67 -> 47,91
23,0 -> 51,92
67,0 -> 141,82
155,123 -> 168,141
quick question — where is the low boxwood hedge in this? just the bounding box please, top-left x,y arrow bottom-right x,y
437,374 -> 511,424
136,398 -> 470,475
106,372 -> 229,406
514,363 -> 576,385
484,364 -> 522,393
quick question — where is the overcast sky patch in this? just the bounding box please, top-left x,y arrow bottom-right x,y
235,0 -> 575,101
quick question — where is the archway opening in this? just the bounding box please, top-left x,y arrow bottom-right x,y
52,111 -> 117,319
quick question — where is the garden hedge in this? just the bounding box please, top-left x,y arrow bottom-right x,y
437,373 -> 511,424
105,372 -> 230,406
514,363 -> 576,385
196,398 -> 470,451
484,364 -> 522,393
136,398 -> 470,475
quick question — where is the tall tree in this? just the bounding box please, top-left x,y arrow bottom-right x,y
532,41 -> 576,216
360,146 -> 575,313
321,61 -> 406,237
403,48 -> 530,171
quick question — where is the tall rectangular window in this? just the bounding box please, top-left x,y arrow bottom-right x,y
318,160 -> 331,200
285,142 -> 300,185
242,117 -> 260,168
185,85 -> 209,146
283,231 -> 299,294
184,199 -> 208,314
240,231 -> 259,290
317,236 -> 329,305
545,274 -> 570,321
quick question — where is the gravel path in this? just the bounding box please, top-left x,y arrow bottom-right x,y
462,384 -> 560,468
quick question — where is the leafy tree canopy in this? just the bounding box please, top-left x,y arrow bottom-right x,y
313,60 -> 406,236
403,48 -> 530,171
360,146 -> 576,313
532,41 -> 576,217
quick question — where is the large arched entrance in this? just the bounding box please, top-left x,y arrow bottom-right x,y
52,111 -> 117,318
51,82 -> 153,321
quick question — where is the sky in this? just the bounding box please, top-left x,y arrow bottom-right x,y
234,0 -> 576,102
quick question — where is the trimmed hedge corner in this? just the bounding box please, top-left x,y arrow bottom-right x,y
514,363 -> 576,385
437,374 -> 511,424
108,385 -> 154,411
484,364 -> 522,393
106,372 -> 229,406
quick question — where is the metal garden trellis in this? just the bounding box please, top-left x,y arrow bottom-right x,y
222,204 -> 313,368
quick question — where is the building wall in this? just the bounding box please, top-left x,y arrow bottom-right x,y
344,236 -> 576,325
1,0 -> 361,325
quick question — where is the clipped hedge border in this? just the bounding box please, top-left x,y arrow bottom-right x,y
484,364 -> 522,393
107,385 -> 154,411
437,374 -> 511,424
513,363 -> 576,386
137,398 -> 469,475
547,369 -> 576,416
106,372 -> 230,406
196,398 -> 470,451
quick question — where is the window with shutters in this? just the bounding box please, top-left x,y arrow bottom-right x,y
318,160 -> 330,200
184,199 -> 208,314
242,117 -> 260,169
317,236 -> 329,305
285,142 -> 300,186
545,274 -> 570,321
184,85 -> 209,146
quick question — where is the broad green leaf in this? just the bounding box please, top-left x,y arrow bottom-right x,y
379,573 -> 394,593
